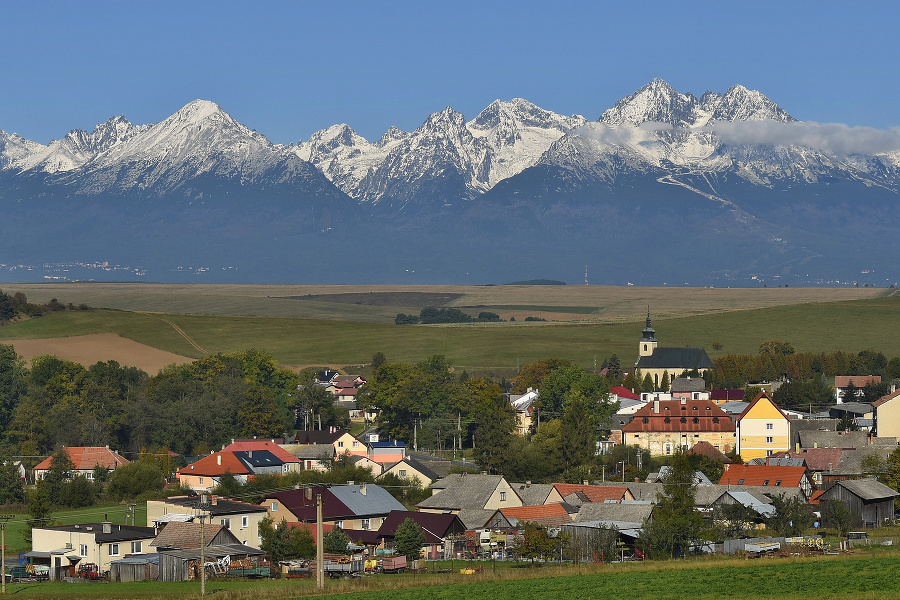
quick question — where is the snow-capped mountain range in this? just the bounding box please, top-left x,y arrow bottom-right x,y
1,79 -> 898,285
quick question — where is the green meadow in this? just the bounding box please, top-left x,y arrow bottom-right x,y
4,553 -> 900,600
0,294 -> 899,372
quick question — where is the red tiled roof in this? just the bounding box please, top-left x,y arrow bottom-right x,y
34,447 -> 130,472
553,484 -> 628,503
222,440 -> 301,463
788,448 -> 843,471
178,452 -> 251,477
621,400 -> 735,433
610,386 -> 640,400
809,490 -> 826,505
719,464 -> 807,487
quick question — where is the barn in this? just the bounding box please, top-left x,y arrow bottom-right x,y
819,478 -> 898,528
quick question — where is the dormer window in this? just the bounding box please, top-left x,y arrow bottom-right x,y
693,417 -> 699,424
642,417 -> 649,424
664,417 -> 671,424
680,417 -> 687,424
693,406 -> 698,410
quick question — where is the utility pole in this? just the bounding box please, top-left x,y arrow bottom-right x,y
316,493 -> 324,590
413,420 -> 417,452
0,514 -> 12,595
198,495 -> 209,596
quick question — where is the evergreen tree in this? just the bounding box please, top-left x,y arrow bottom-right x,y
640,451 -> 704,558
606,354 -> 622,381
260,517 -> 315,562
393,517 -> 425,562
323,526 -> 351,555
842,381 -> 859,403
560,393 -> 596,470
472,393 -> 516,474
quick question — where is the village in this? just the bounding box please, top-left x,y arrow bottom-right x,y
8,312 -> 900,587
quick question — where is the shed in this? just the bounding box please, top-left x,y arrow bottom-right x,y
157,544 -> 265,582
110,554 -> 159,582
819,478 -> 898,528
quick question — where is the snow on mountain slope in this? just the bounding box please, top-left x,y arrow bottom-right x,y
66,100 -> 323,195
293,123 -> 407,198
467,98 -> 587,187
0,131 -> 44,169
13,115 -> 148,174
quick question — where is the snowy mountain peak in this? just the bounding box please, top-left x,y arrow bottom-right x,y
377,126 -> 409,147
171,99 -> 229,124
600,78 -> 697,127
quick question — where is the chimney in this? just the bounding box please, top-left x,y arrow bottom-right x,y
796,443 -> 800,453
217,455 -> 222,466
360,482 -> 367,495
249,450 -> 253,458
212,496 -> 218,505
347,480 -> 354,486
102,522 -> 112,534
525,481 -> 531,487
654,400 -> 660,413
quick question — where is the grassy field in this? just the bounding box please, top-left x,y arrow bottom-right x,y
1,294 -> 899,373
1,283 -> 884,323
0,283 -> 898,372
2,503 -> 149,554
5,552 -> 900,599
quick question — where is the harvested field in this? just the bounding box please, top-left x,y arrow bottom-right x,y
0,283 -> 884,323
7,333 -> 192,374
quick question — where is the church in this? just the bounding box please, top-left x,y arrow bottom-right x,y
634,311 -> 714,389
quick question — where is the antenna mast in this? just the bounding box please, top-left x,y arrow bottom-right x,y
585,265 -> 588,286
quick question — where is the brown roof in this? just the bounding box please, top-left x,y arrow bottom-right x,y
622,400 -> 735,433
553,484 -> 630,503
787,448 -> 843,472
737,392 -> 789,421
34,447 -> 129,472
835,376 -> 881,389
150,522 -> 238,549
873,389 -> 900,408
688,441 -> 733,464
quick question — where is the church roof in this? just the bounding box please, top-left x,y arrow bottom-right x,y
636,347 -> 714,370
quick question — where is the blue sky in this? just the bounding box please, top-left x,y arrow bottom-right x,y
2,1 -> 898,145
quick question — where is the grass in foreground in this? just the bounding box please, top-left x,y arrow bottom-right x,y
5,552 -> 900,600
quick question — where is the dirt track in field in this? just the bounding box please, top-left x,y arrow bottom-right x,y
8,333 -> 193,374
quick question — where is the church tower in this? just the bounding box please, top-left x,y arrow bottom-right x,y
639,309 -> 657,357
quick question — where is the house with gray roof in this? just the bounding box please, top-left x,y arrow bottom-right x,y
819,478 -> 898,528
510,482 -> 563,506
798,430 -> 870,450
419,474 -> 523,513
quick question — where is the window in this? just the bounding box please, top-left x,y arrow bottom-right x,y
85,472 -> 93,480
399,469 -> 407,477
108,543 -> 120,556
221,518 -> 231,529
499,492 -> 507,502
131,541 -> 142,554
766,436 -> 773,444
80,544 -> 89,557
199,477 -> 204,485
335,521 -> 343,529
352,441 -> 359,448
763,480 -> 770,486
634,434 -> 640,438
737,479 -> 745,485
271,501 -> 279,512
766,450 -> 773,456
242,516 -> 249,528
338,441 -> 344,448
362,518 -> 370,530
775,480 -> 782,486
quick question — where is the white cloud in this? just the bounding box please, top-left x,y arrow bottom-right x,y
708,120 -> 900,155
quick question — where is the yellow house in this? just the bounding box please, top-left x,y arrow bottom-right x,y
31,523 -> 157,579
736,392 -> 791,460
874,390 -> 900,438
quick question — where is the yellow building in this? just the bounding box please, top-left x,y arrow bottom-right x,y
634,311 -> 714,389
874,390 -> 900,438
736,392 -> 791,460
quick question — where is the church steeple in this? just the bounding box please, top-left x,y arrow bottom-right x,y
639,308 -> 657,357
